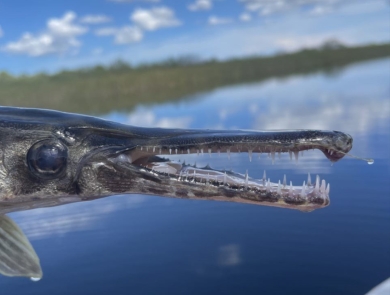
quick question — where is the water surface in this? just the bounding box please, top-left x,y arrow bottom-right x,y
2,58 -> 389,295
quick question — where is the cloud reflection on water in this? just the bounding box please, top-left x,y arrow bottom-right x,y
114,59 -> 389,136
11,195 -> 146,240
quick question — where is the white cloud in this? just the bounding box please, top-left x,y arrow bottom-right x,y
239,13 -> 252,22
208,16 -> 233,25
239,0 -> 288,14
2,11 -> 87,56
275,36 -> 335,52
109,0 -> 160,2
47,12 -> 87,37
80,14 -> 112,24
0,26 -> 3,38
114,26 -> 143,44
188,0 -> 213,11
131,7 -> 181,31
238,0 -> 367,16
95,26 -> 143,44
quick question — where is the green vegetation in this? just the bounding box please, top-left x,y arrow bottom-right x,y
0,43 -> 389,114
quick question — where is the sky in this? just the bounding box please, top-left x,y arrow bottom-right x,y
0,0 -> 389,75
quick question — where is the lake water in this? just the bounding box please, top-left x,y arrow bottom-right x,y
1,58 -> 389,295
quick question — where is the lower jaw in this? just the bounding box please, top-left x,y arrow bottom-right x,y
141,160 -> 330,212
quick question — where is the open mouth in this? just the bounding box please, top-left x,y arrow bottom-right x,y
147,159 -> 328,205
105,129 -> 353,212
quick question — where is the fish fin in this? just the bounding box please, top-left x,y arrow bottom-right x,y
0,215 -> 42,279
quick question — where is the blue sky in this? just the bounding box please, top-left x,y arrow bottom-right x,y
0,0 -> 389,75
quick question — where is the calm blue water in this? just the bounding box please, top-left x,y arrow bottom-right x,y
2,58 -> 389,295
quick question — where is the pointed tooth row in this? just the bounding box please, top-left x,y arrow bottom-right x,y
177,168 -> 329,199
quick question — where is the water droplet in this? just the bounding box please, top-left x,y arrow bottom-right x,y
367,159 -> 374,165
30,277 -> 41,282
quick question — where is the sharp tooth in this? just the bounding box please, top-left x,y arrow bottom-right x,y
315,175 -> 320,193
206,173 -> 210,185
201,148 -> 204,155
277,180 -> 281,194
169,148 -> 172,154
320,179 -> 326,193
187,148 -> 190,154
224,172 -> 227,185
245,170 -> 248,189
289,181 -> 293,196
326,183 -> 330,195
179,171 -> 182,181
175,148 -> 178,154
283,174 -> 287,187
153,147 -> 156,152
307,173 -> 312,186
141,147 -> 143,151
294,151 -> 299,163
300,181 -> 306,197
227,148 -> 231,160
248,150 -> 253,162
266,178 -> 271,192
208,148 -> 212,157
289,150 -> 293,161
263,170 -> 267,181
330,150 -> 334,155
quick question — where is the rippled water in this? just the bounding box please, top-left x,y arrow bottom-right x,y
2,58 -> 389,295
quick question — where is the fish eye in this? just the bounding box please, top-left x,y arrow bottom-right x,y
27,140 -> 68,179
